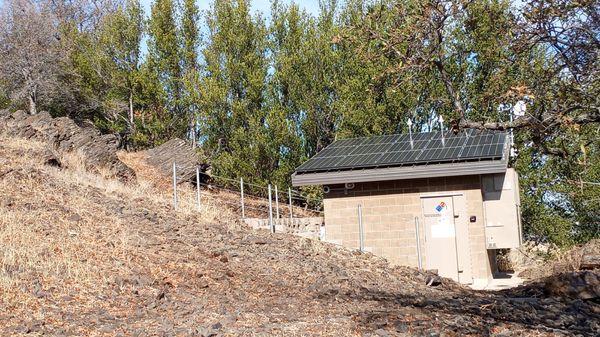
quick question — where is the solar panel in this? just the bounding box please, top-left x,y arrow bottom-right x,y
295,129 -> 507,173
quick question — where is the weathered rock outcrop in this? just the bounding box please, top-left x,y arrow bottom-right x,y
544,270 -> 600,300
146,138 -> 208,183
0,110 -> 135,182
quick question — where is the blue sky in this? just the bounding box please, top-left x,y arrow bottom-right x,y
0,0 -> 322,16
140,0 -> 321,17
136,0 -> 321,55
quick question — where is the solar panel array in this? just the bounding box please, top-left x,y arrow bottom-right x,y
295,129 -> 507,173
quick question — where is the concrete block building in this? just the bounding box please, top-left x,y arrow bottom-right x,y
292,130 -> 522,286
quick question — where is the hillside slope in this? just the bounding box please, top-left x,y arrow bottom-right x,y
0,136 -> 598,336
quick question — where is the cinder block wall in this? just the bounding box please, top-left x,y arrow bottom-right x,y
323,175 -> 492,281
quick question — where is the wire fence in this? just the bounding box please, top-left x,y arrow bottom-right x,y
196,170 -> 322,209
171,163 -> 324,232
200,170 -> 318,205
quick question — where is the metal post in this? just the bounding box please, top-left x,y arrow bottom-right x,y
275,185 -> 280,219
172,162 -> 178,210
415,217 -> 423,270
288,187 -> 293,220
268,184 -> 274,233
240,177 -> 245,219
358,204 -> 364,252
439,115 -> 445,146
196,166 -> 201,211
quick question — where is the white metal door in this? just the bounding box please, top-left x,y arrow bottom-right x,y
422,196 -> 459,281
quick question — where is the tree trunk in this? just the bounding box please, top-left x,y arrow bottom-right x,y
28,91 -> 37,115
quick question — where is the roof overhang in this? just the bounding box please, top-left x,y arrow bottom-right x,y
292,158 -> 508,186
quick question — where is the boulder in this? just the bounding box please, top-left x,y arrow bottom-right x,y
544,270 -> 599,300
146,138 -> 208,184
0,110 -> 135,182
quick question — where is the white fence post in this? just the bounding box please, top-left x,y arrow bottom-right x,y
172,162 -> 178,210
275,185 -> 280,219
240,177 -> 245,219
268,184 -> 274,233
358,204 -> 364,252
196,166 -> 201,211
288,187 -> 293,220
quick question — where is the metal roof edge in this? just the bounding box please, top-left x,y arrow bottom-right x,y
291,159 -> 508,186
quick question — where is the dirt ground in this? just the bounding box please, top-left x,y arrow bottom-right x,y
0,136 -> 598,336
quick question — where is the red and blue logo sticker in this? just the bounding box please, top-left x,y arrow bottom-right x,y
435,201 -> 447,212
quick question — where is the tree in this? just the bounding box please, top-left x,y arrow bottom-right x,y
199,0 -> 273,188
181,0 -> 200,147
349,0 -> 599,152
98,0 -> 144,136
147,0 -> 184,136
346,0 -> 599,245
299,0 -> 342,155
0,0 -> 64,114
267,1 -> 312,185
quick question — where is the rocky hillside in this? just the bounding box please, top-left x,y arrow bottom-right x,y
0,134 -> 599,336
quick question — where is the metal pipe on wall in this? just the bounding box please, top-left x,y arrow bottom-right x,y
414,217 -> 423,270
358,204 -> 364,252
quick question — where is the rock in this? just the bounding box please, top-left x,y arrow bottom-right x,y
373,328 -> 390,337
0,110 -> 135,182
194,325 -> 219,337
156,290 -> 166,301
580,239 -> 600,270
544,270 -> 599,300
394,322 -> 409,333
68,213 -> 82,222
425,274 -> 442,287
41,148 -> 61,167
198,279 -> 210,289
22,320 -> 44,333
145,138 -> 207,184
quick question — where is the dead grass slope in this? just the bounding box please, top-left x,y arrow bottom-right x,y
0,136 -> 598,336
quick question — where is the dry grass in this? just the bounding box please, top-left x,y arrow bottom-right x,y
0,135 -> 323,335
0,136 -> 230,326
118,149 -> 320,220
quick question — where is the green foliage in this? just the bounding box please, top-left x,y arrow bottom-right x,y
198,0 -> 275,190
514,125 -> 600,246
181,0 -> 200,146
147,0 -> 184,129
